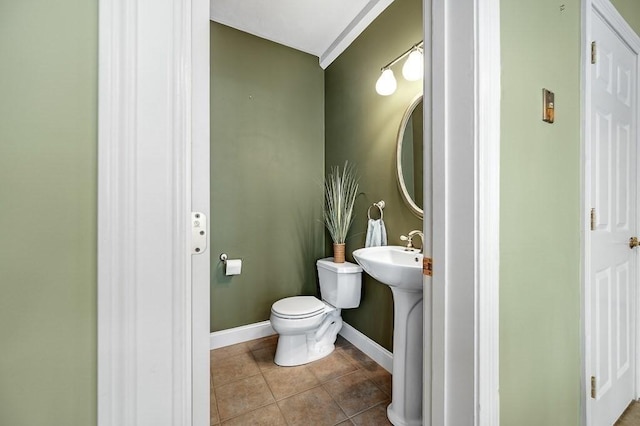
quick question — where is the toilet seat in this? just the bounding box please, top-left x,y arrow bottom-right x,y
271,296 -> 326,319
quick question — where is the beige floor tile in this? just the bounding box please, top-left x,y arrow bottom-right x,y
307,351 -> 358,383
263,365 -> 320,400
247,335 -> 279,352
210,342 -> 250,363
211,335 -> 394,425
212,351 -> 260,387
350,402 -> 392,425
221,403 -> 287,426
210,385 -> 220,425
334,335 -> 352,349
215,374 -> 275,421
359,361 -> 392,396
616,401 -> 640,425
278,386 -> 348,426
338,343 -> 374,368
252,345 -> 279,371
323,370 -> 389,417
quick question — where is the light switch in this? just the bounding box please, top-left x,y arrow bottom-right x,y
542,89 -> 555,123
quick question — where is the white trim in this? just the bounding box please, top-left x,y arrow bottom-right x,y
98,1 -> 138,423
98,0 -> 207,424
319,0 -> 394,69
582,1 -> 640,425
427,0 -> 445,423
581,3 -> 592,425
592,0 -> 640,48
429,0 -> 501,424
210,321 -> 276,350
580,3 -> 590,424
339,322 -> 394,373
209,321 -> 393,373
190,0 -> 211,424
476,0 -> 501,424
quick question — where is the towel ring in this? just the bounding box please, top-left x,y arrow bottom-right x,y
367,200 -> 385,220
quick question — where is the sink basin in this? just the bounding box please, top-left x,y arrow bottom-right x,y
352,245 -> 425,425
352,246 -> 423,290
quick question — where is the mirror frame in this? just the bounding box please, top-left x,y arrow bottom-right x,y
395,93 -> 424,219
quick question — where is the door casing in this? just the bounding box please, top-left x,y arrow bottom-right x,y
96,0 -> 501,424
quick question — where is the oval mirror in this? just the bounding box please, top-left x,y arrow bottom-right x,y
396,94 -> 424,218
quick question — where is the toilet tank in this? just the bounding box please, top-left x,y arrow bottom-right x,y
316,258 -> 362,309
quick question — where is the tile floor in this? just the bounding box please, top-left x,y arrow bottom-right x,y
615,400 -> 640,425
210,335 -> 393,425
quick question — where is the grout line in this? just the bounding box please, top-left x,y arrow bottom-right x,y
211,371 -> 262,390
211,336 -> 388,425
210,379 -> 221,426
320,380 -> 349,425
321,369 -> 390,421
348,401 -> 391,422
217,400 -> 277,425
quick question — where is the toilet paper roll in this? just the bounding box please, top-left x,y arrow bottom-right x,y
225,259 -> 242,276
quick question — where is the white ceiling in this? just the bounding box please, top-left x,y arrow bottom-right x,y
210,0 -> 394,69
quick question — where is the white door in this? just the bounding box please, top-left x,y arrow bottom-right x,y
589,8 -> 638,426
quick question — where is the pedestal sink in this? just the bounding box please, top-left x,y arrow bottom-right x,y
352,246 -> 423,426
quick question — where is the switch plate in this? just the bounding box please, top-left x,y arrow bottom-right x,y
543,89 -> 555,123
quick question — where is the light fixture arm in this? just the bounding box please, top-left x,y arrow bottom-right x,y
380,41 -> 424,71
375,40 -> 424,96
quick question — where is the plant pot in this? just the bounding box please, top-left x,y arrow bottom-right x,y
333,243 -> 345,263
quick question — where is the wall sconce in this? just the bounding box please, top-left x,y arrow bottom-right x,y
375,41 -> 424,96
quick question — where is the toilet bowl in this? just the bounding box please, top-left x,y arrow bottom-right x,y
270,258 -> 362,367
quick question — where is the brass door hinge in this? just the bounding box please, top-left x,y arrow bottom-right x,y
423,257 -> 433,276
591,376 -> 596,399
591,41 -> 597,64
590,208 -> 596,231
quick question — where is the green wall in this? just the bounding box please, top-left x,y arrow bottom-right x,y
0,1 -> 97,425
325,0 -> 423,351
612,0 -> 640,34
210,23 -> 325,331
500,1 -> 640,425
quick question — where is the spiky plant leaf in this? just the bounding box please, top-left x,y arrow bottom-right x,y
324,161 -> 359,244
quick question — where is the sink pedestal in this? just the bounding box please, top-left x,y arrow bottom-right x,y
350,246 -> 424,425
387,287 -> 423,426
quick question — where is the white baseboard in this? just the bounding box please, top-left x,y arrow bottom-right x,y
339,322 -> 393,373
209,320 -> 393,373
209,321 -> 275,350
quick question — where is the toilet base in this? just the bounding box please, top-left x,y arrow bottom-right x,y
274,335 -> 335,366
273,310 -> 343,367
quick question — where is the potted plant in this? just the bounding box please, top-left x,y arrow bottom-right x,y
324,161 -> 359,263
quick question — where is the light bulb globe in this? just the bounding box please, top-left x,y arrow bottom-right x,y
375,69 -> 397,96
402,49 -> 423,81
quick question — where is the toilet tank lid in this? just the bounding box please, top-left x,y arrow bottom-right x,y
317,258 -> 362,273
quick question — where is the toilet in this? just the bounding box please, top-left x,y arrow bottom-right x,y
270,258 -> 362,366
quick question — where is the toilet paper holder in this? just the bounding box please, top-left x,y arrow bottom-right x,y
219,253 -> 242,276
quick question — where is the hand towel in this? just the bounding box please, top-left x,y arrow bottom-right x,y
365,218 -> 388,247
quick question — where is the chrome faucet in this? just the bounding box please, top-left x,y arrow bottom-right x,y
400,230 -> 424,252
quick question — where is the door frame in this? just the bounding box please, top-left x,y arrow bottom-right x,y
97,0 -> 500,424
428,0 -> 501,424
581,0 -> 640,424
97,0 -> 210,424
